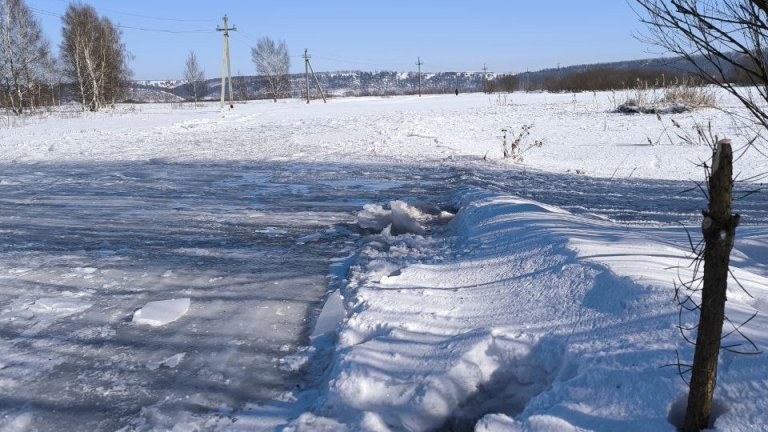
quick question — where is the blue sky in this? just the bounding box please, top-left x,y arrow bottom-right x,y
27,0 -> 653,80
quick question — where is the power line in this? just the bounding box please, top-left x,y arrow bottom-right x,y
292,49 -> 488,72
29,6 -> 216,34
312,54 -> 393,68
232,34 -> 254,46
309,49 -> 496,72
40,0 -> 217,23
84,7 -> 216,23
28,6 -> 59,17
114,25 -> 216,34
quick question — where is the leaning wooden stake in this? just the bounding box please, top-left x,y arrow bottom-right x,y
683,139 -> 739,432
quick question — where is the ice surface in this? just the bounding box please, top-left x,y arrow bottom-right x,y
26,297 -> 92,317
0,160 -> 463,431
132,298 -> 191,326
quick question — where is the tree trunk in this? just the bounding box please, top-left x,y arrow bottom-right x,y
683,140 -> 739,432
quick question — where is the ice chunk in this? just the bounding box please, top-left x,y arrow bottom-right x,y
356,203 -> 391,231
146,352 -> 186,370
311,290 -> 345,340
390,200 -> 426,235
356,200 -> 430,235
133,298 -> 191,327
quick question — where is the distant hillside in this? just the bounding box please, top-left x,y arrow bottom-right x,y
123,54 -> 738,103
127,71 -> 492,103
520,55 -> 742,91
522,57 -> 695,82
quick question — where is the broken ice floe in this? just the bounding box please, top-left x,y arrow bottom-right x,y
132,298 -> 191,327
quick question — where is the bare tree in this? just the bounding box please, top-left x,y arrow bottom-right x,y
44,57 -> 63,107
251,37 -> 290,102
60,3 -> 130,111
234,70 -> 249,101
635,0 -> 768,139
98,15 -> 130,107
0,0 -> 54,114
184,50 -> 206,108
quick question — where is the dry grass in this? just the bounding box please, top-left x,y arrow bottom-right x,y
616,77 -> 716,114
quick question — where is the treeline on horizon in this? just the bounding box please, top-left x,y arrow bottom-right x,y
489,62 -> 754,93
6,62 -> 756,109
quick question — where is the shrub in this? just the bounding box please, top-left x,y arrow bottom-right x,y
616,77 -> 715,114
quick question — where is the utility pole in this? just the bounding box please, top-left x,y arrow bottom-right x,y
304,49 -> 311,104
216,15 -> 236,109
482,63 -> 488,94
416,57 -> 423,97
303,49 -> 326,104
525,68 -> 529,92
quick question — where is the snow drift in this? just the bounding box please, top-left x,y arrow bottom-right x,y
267,193 -> 768,432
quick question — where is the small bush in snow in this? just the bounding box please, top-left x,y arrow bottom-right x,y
501,125 -> 544,162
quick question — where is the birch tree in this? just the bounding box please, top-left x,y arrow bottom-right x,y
183,50 -> 206,107
60,3 -> 130,111
251,37 -> 290,102
0,0 -> 53,114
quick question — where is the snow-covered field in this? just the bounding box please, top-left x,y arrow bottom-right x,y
0,91 -> 766,431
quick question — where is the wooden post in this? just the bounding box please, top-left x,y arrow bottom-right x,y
683,139 -> 739,432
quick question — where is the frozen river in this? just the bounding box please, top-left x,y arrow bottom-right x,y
0,159 -> 764,430
0,159 -> 463,430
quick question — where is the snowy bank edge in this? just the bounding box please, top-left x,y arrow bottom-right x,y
230,191 -> 768,432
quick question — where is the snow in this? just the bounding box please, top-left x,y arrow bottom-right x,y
132,298 -> 191,326
2,90 -> 764,182
0,90 -> 766,431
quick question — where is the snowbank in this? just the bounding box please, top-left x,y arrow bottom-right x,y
271,192 -> 768,431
